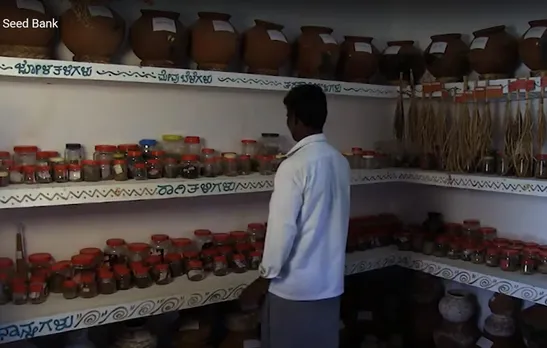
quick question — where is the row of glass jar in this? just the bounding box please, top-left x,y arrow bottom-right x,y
343,148 -> 389,170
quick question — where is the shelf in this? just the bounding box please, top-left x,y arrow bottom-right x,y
0,247 -> 397,343
0,57 -> 398,98
0,169 -> 393,209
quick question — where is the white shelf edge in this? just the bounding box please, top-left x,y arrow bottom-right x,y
0,169 -> 392,209
0,57 -> 398,98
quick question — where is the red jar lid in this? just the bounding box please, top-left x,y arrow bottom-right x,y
236,243 -> 252,252
129,261 -> 142,270
504,248 -> 520,255
537,154 -> 547,160
28,253 -> 53,264
128,243 -> 150,252
63,279 -> 77,288
540,250 -> 547,258
486,248 -> 499,255
239,155 -> 251,160
241,139 -> 257,144
51,260 -> 71,271
71,254 -> 94,266
183,251 -> 199,259
225,156 -> 237,161
218,246 -> 232,254
113,265 -> 130,275
523,242 -> 539,248
13,146 -> 38,153
0,151 -> 10,158
134,163 -> 145,169
80,247 -> 102,257
184,136 -> 200,144
11,164 -> 21,171
36,164 -> 49,170
29,274 -> 46,283
511,240 -> 524,245
145,255 -> 162,265
188,260 -> 203,268
127,150 -> 142,157
155,263 -> 169,271
106,238 -> 126,247
165,253 -> 182,261
540,245 -> 547,251
250,250 -> 263,257
99,270 -> 114,279
22,165 -> 35,172
252,242 -> 264,250
463,219 -> 480,226
524,247 -> 540,254
81,160 -> 97,166
113,159 -> 126,165
150,150 -> 165,157
80,273 -> 95,283
95,145 -> 117,152
172,238 -> 193,247
201,248 -> 218,256
194,229 -> 212,237
164,157 -> 177,163
36,151 -> 50,159
12,282 -> 27,293
230,231 -> 248,240
493,237 -> 509,243
247,223 -> 265,231
233,254 -> 245,261
0,273 -> 7,282
118,144 -> 139,151
479,227 -> 496,235
29,283 -> 43,293
212,233 -> 230,241
201,148 -> 215,154
54,164 -> 68,170
181,154 -> 199,161
68,164 -> 81,170
214,255 -> 226,262
362,150 -> 375,156
151,234 -> 170,242
147,159 -> 160,165
0,257 -> 14,268
133,265 -> 149,275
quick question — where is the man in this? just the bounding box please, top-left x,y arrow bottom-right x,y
239,84 -> 351,348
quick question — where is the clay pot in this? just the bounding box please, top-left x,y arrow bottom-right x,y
191,12 -> 238,71
0,0 -> 55,58
519,20 -> 547,76
60,4 -> 124,63
468,25 -> 519,79
438,290 -> 475,323
130,10 -> 187,67
424,33 -> 469,82
337,36 -> 380,83
379,41 -> 425,84
243,20 -> 290,75
295,26 -> 340,79
520,305 -> 547,348
489,293 -> 521,316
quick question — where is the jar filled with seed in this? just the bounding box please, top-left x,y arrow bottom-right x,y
23,165 -> 36,184
9,164 -> 23,184
165,253 -> 184,277
0,163 -> 9,187
150,234 -> 171,259
471,247 -> 485,264
187,260 -> 205,281
79,273 -> 98,299
133,265 -> 153,289
127,243 -> 151,264
163,158 -> 179,178
202,158 -> 216,177
194,229 -> 214,250
104,238 -> 128,267
521,257 -> 536,275
79,247 -> 103,269
68,164 -> 82,182
146,159 -> 162,179
29,282 -> 47,304
485,248 -> 500,267
114,265 -> 132,290
447,240 -> 462,259
153,264 -> 172,285
112,159 -> 128,181
127,150 -> 144,178
82,160 -> 100,182
201,248 -> 217,272
223,155 -> 238,176
213,255 -> 228,276
257,155 -> 273,175
500,249 -> 519,272
272,154 -> 285,172
232,254 -> 248,273
238,155 -> 252,175
180,155 -> 200,179
133,163 -> 147,180
35,164 -> 52,183
49,261 -> 71,294
12,281 -> 27,305
98,160 -> 113,180
62,279 -> 78,300
172,238 -> 194,256
249,251 -> 263,270
98,269 -> 117,295
53,164 -> 68,183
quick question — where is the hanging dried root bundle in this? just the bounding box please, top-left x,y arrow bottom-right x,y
537,87 -> 546,154
444,93 -> 462,172
513,88 -> 534,177
393,72 -> 405,141
405,70 -> 420,164
436,92 -> 451,169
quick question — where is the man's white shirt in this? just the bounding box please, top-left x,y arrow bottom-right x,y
259,133 -> 351,301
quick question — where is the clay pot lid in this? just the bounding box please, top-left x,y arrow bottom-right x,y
344,36 -> 374,43
300,26 -> 333,34
430,33 -> 462,41
387,40 -> 414,46
529,19 -> 547,27
472,25 -> 506,36
254,19 -> 283,30
198,12 -> 231,20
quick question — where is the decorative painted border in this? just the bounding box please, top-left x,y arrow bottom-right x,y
0,57 -> 398,98
0,170 -> 392,209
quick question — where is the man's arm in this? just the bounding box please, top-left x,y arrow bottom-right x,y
259,164 -> 304,279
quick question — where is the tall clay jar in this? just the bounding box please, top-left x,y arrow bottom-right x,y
519,20 -> 547,76
130,10 -> 187,67
0,0 -> 56,58
379,41 -> 425,85
295,26 -> 340,79
337,36 -> 379,83
60,4 -> 125,63
191,12 -> 238,71
243,20 -> 290,76
424,33 -> 469,82
468,25 -> 519,79
438,290 -> 475,323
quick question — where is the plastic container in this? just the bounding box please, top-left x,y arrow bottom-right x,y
113,159 -> 128,181
213,233 -> 231,248
164,158 -> 179,178
362,151 -> 377,169
184,136 -> 201,155
139,139 -> 158,159
162,134 -> 185,158
28,253 -> 54,277
180,155 -> 200,179
23,165 -> 36,184
213,255 -> 228,276
133,163 -> 147,180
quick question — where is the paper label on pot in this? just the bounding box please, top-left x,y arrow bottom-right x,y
212,20 -> 234,32
243,339 -> 261,348
319,33 -> 337,45
88,6 -> 113,18
470,37 -> 488,50
476,337 -> 493,348
429,41 -> 447,54
178,320 -> 199,331
152,17 -> 177,33
267,30 -> 287,43
384,45 -> 401,54
358,310 -> 373,321
525,26 -> 547,39
16,0 -> 45,13
354,42 -> 372,53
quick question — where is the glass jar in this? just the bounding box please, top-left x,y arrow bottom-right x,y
94,145 -> 116,162
478,155 -> 495,174
28,253 -> 54,277
23,165 -> 36,184
165,253 -> 184,277
64,143 -> 83,164
230,231 -> 249,245
98,270 -> 117,295
538,251 -> 547,274
395,232 -> 412,251
29,282 -> 46,304
235,243 -> 252,259
213,233 -> 230,248
447,241 -> 462,259
202,158 -> 216,177
180,155 -> 200,179
150,234 -> 171,258
247,223 -> 266,243
471,247 -> 485,264
201,249 -> 217,271
535,154 -> 547,179
272,154 -> 285,172
128,243 -> 151,263
183,251 -> 200,269
172,238 -> 194,257
62,279 -> 78,300
79,273 -> 98,299
350,147 -> 363,169
9,164 -> 23,184
139,139 -> 158,159
97,160 -> 111,180
257,155 -> 273,175
127,151 -> 144,178
53,164 -> 68,183
0,257 -> 14,278
521,257 -> 536,275
187,260 -> 205,281
259,133 -> 281,155
117,144 -> 139,157
133,163 -> 147,180
461,242 -> 475,262
11,281 -> 27,305
238,155 -> 252,175
49,261 -> 71,294
36,151 -> 53,166
146,159 -> 162,179
218,246 -> 234,265
249,251 -> 263,270
241,139 -> 259,160
80,247 -> 103,268
496,152 -> 511,176
34,164 -> 51,183
149,150 -> 165,161
479,227 -> 497,241
500,249 -> 519,272
13,146 -> 38,165
71,254 -> 94,282
201,148 -> 216,162
223,155 -> 238,176
162,134 -> 185,158
0,273 -> 9,305
194,229 -> 213,250
362,151 -> 377,169
153,264 -> 172,285
184,136 -> 201,155
232,254 -> 247,273
213,255 -> 228,276
163,158 -> 179,178
112,159 -> 128,181
104,238 -> 128,267
82,160 -> 100,182
145,255 -> 162,268
68,164 -> 82,182
133,265 -> 153,289
462,219 -> 481,240
113,265 -> 132,290
0,151 -> 10,165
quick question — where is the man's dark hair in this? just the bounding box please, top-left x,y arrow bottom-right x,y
283,84 -> 327,131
